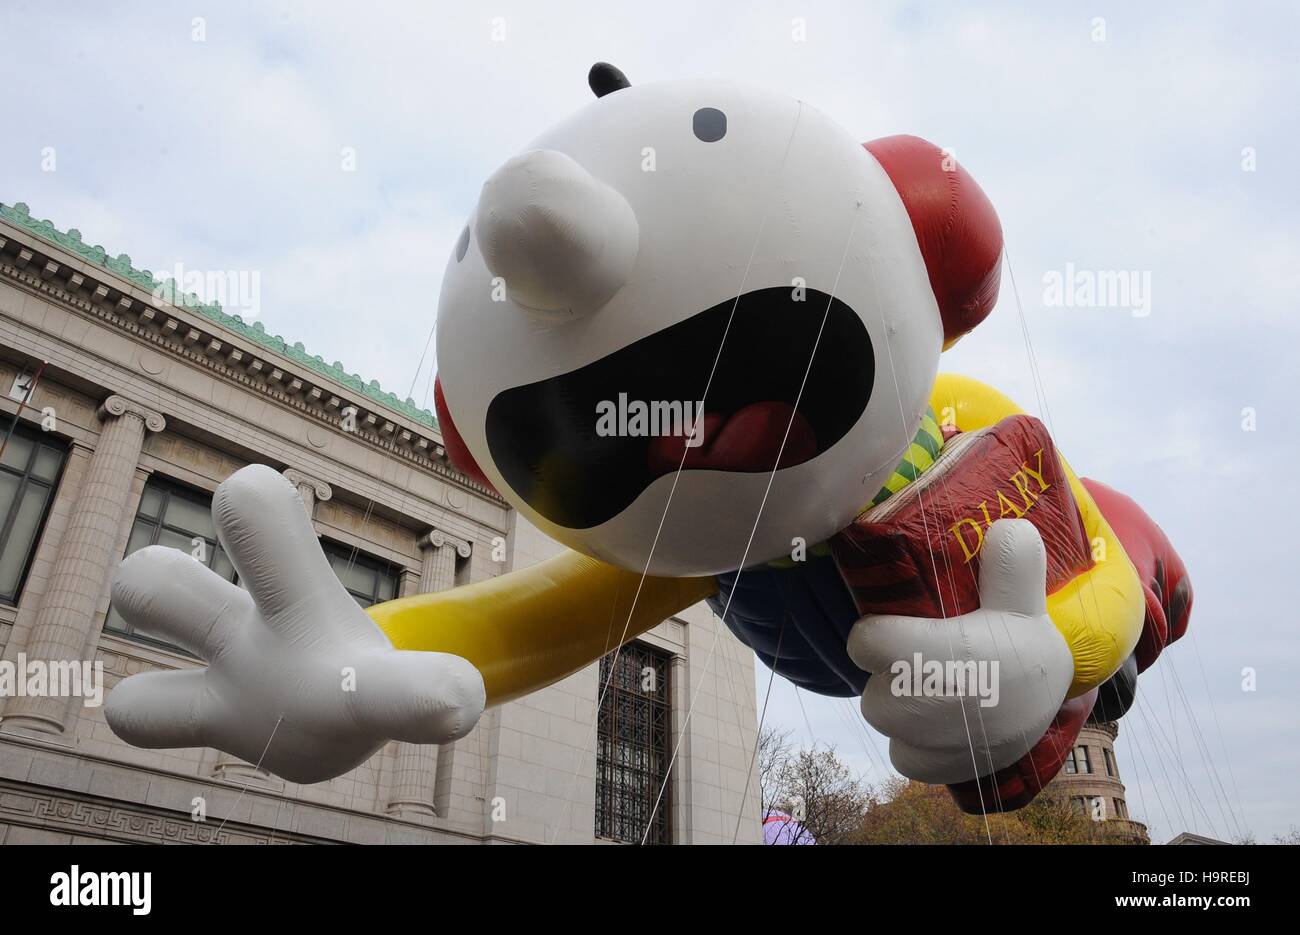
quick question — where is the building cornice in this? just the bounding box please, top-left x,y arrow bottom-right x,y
1081,720 -> 1119,741
0,201 -> 441,429
0,203 -> 504,505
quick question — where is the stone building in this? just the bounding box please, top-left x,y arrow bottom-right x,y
1047,719 -> 1150,844
1167,831 -> 1230,845
0,201 -> 761,844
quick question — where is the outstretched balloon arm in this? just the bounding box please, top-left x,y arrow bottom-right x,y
104,464 -> 714,783
104,466 -> 491,783
367,551 -> 715,706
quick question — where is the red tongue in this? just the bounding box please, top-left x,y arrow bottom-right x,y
647,401 -> 817,474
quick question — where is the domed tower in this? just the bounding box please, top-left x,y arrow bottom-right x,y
1047,720 -> 1150,843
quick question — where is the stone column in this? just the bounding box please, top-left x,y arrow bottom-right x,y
282,468 -> 332,520
1,395 -> 165,734
385,528 -> 470,821
419,529 -> 466,594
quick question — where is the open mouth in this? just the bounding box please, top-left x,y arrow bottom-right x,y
485,287 -> 875,529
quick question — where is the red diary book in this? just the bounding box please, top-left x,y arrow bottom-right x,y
830,415 -> 1093,619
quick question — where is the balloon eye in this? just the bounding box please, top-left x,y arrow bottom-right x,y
693,107 -> 727,142
455,225 -> 470,262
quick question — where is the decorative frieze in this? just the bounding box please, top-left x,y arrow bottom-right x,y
316,499 -> 415,557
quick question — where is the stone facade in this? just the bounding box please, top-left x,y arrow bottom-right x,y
1046,720 -> 1150,844
0,207 -> 760,844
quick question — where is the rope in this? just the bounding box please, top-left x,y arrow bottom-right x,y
552,102 -> 808,844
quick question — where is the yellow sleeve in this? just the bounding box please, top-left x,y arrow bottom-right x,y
365,550 -> 716,706
929,373 -> 1144,697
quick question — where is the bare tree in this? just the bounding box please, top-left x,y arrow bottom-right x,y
758,727 -> 870,845
776,745 -> 870,844
757,726 -> 793,828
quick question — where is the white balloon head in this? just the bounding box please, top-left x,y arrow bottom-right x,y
436,68 -> 943,577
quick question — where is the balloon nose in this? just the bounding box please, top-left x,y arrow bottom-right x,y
475,149 -> 638,318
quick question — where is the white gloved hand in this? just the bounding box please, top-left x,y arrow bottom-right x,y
846,519 -> 1073,784
105,464 -> 485,783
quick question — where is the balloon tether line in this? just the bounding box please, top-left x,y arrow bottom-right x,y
210,715 -> 284,844
549,103 -> 807,844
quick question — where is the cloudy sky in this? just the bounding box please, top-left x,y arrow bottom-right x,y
3,0 -> 1296,842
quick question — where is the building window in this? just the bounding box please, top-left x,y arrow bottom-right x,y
1114,798 -> 1128,819
105,477 -> 235,646
0,418 -> 66,605
321,540 -> 398,608
1064,745 -> 1093,775
106,484 -> 400,643
1104,747 -> 1116,777
1070,796 -> 1086,817
596,641 -> 672,844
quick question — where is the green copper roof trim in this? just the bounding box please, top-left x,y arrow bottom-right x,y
0,201 -> 439,431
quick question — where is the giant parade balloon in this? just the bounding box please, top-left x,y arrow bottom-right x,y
105,62 -> 1192,811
